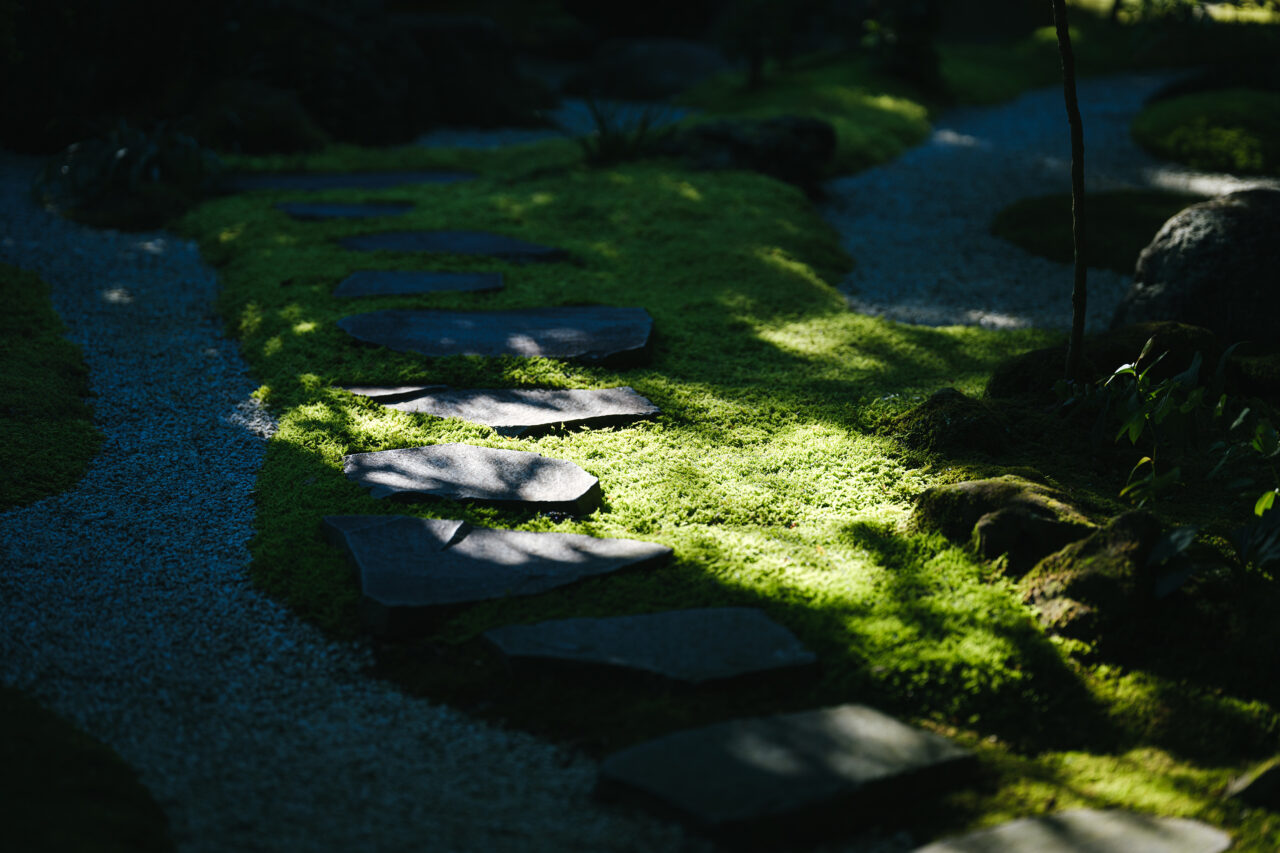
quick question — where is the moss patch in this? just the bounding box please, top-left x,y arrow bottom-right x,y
990,190 -> 1205,274
0,263 -> 101,508
1132,88 -> 1280,176
0,686 -> 173,853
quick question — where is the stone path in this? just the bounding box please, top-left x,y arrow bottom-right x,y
338,306 -> 655,366
342,444 -> 603,515
333,270 -> 504,298
911,809 -> 1232,852
483,608 -> 816,684
341,385 -> 660,436
324,515 -> 671,637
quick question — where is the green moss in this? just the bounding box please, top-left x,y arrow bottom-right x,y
1132,89 -> 1280,176
0,263 -> 101,508
990,190 -> 1205,274
181,140 -> 1280,846
0,686 -> 173,853
676,52 -> 933,175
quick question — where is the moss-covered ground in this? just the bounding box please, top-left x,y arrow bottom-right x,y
0,263 -> 101,508
1132,89 -> 1280,176
989,190 -> 1205,273
177,111 -> 1280,843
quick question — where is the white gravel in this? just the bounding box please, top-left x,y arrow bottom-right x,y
3,71 -> 1275,852
822,72 -> 1280,330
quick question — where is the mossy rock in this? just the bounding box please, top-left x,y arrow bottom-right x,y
1020,511 -> 1163,642
972,505 -> 1094,577
985,322 -> 1220,401
911,474 -> 1089,544
889,387 -> 1013,457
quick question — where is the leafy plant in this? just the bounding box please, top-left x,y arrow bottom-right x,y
32,120 -> 223,229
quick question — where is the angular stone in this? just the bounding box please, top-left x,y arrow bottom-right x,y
483,608 -> 816,684
338,230 -> 569,263
912,809 -> 1231,852
224,170 -> 475,192
342,385 -> 660,437
337,307 -> 654,367
324,515 -> 671,636
276,201 -> 414,220
332,271 -> 503,298
598,704 -> 975,838
342,443 -> 601,515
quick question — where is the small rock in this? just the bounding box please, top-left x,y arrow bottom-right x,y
911,475 -> 1088,544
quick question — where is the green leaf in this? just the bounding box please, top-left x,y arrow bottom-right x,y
1255,489 -> 1278,517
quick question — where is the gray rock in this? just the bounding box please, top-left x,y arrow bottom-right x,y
598,704 -> 975,838
224,171 -> 475,192
337,306 -> 655,367
332,271 -> 503,298
342,443 -> 602,515
275,202 -> 414,221
324,515 -> 671,636
342,385 -> 660,436
912,808 -> 1231,852
338,230 -> 569,263
1112,189 -> 1280,344
483,608 -> 816,684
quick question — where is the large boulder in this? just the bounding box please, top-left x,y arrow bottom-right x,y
562,38 -> 729,100
661,115 -> 837,192
1111,190 -> 1280,346
911,475 -> 1091,545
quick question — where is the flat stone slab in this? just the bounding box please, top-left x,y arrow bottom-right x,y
912,809 -> 1232,852
342,443 -> 601,515
332,271 -> 503,298
276,201 -> 414,220
337,230 -> 569,263
341,385 -> 660,436
224,170 -> 474,192
324,515 -> 671,636
337,307 -> 654,367
598,704 -> 975,836
483,607 -> 816,684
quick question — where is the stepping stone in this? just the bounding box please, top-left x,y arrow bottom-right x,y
598,704 -> 975,840
337,230 -> 569,263
342,443 -> 601,515
912,809 -> 1232,852
324,515 -> 671,636
340,385 -> 660,437
224,170 -> 474,192
483,607 -> 816,684
338,306 -> 654,367
332,271 -> 503,298
276,201 -> 414,220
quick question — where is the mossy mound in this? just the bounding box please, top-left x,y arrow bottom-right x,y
1131,88 -> 1280,176
911,474 -> 1090,544
1020,511 -> 1163,642
1,687 -> 173,852
888,387 -> 1012,458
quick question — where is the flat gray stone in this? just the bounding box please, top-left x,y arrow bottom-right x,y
598,704 -> 975,836
323,515 -> 671,636
333,271 -> 503,298
483,608 -> 816,684
276,201 -> 414,220
342,443 -> 601,515
337,307 -> 654,367
341,385 -> 660,436
912,809 -> 1232,852
337,230 -> 569,263
224,170 -> 474,192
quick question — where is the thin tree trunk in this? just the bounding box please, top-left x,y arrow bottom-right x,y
1050,0 -> 1087,382
1109,0 -> 1124,23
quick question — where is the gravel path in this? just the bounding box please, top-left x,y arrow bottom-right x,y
2,72 -> 1275,852
822,72 -> 1280,330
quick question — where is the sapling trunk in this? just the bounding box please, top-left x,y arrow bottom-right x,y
1050,0 -> 1088,382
